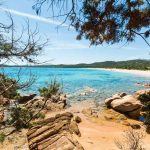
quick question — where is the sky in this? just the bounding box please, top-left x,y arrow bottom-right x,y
0,0 -> 150,65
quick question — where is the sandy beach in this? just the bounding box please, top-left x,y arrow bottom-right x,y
89,68 -> 150,78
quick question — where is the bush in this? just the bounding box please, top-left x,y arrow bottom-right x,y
0,133 -> 6,143
34,112 -> 45,119
115,128 -> 145,150
0,74 -> 20,99
138,93 -> 150,133
39,79 -> 61,98
9,106 -> 33,130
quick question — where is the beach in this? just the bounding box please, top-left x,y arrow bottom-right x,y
89,68 -> 150,78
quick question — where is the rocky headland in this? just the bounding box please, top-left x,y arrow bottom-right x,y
0,89 -> 150,149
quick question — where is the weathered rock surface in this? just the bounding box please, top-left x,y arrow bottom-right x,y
25,94 -> 67,112
105,93 -> 127,107
27,112 -> 84,150
105,93 -> 143,119
111,95 -> 142,113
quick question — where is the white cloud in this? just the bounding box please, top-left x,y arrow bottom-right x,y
48,40 -> 89,50
0,7 -> 72,28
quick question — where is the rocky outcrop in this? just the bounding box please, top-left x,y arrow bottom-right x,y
19,94 -> 36,104
25,94 -> 67,112
111,95 -> 142,113
27,112 -> 84,150
105,93 -> 142,119
105,93 -> 127,107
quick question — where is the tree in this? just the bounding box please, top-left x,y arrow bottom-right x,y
0,15 -> 47,65
0,12 -> 47,131
33,0 -> 150,46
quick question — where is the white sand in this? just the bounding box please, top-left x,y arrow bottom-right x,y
89,68 -> 150,78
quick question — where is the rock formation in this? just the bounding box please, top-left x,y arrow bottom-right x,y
25,94 -> 67,112
105,93 -> 143,119
27,112 -> 84,150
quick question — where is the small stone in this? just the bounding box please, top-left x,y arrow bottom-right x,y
130,124 -> 141,129
74,116 -> 82,123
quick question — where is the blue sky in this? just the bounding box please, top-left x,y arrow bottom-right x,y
0,0 -> 150,64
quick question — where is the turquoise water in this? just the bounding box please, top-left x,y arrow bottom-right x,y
1,67 -> 150,102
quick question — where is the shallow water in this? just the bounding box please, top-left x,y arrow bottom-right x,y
1,67 -> 150,102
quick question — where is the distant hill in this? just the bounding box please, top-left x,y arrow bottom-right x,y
3,59 -> 150,70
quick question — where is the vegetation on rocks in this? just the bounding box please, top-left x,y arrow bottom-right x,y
115,129 -> 145,150
0,74 -> 19,99
138,91 -> 150,134
39,79 -> 61,98
0,133 -> 6,143
9,106 -> 33,130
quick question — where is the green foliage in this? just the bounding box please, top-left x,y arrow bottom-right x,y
26,59 -> 150,70
138,93 -> 150,133
33,0 -> 150,46
139,93 -> 150,103
9,106 -> 33,130
34,112 -> 45,119
39,79 -> 61,98
0,74 -> 20,99
0,133 -> 6,143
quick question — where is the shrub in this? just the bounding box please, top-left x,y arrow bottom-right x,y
34,112 -> 45,119
0,133 -> 6,143
9,106 -> 33,129
115,128 -> 145,150
138,93 -> 150,133
39,79 -> 61,98
0,74 -> 20,99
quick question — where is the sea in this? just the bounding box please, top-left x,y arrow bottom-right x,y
1,67 -> 150,102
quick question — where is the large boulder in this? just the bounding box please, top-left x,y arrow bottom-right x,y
110,95 -> 142,113
27,112 -> 84,150
105,93 -> 127,107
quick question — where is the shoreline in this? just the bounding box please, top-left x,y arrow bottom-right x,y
89,68 -> 150,78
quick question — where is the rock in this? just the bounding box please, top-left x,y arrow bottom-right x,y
19,94 -> 36,104
27,112 -> 84,150
79,87 -> 97,96
101,109 -> 127,121
105,93 -> 127,107
130,124 -> 141,129
82,108 -> 92,116
0,126 -> 16,135
104,115 -> 113,120
135,89 -> 150,96
70,121 -> 81,137
143,84 -> 150,87
25,94 -> 67,112
105,97 -> 119,107
74,116 -> 82,123
121,120 -> 131,126
127,108 -> 141,119
110,95 -> 142,113
119,93 -> 127,97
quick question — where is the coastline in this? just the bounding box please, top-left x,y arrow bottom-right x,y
89,68 -> 150,78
